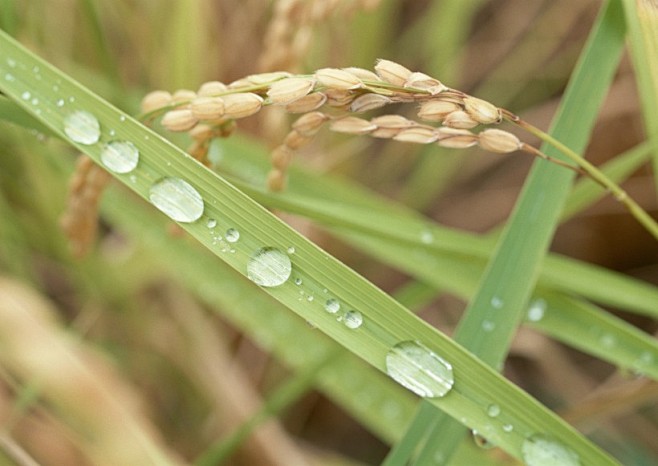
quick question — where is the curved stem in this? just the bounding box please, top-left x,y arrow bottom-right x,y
505,111 -> 658,241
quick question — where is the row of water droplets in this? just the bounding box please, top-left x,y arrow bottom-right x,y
51,67 -> 580,464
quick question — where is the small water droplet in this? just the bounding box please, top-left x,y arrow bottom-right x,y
63,110 -> 101,145
599,333 -> 616,349
324,299 -> 340,314
52,84 -> 59,92
491,296 -> 503,309
247,247 -> 292,287
287,246 -> 295,254
109,129 -> 116,137
56,98 -> 65,107
343,310 -> 363,329
6,58 -> 16,68
21,91 -> 30,100
32,65 -> 40,74
119,115 -> 126,122
487,404 -> 500,417
31,97 -> 39,105
385,341 -> 454,398
521,434 -> 580,466
4,73 -> 15,82
149,177 -> 204,223
294,278 -> 302,285
527,298 -> 546,322
225,228 -> 240,243
306,295 -> 314,302
129,175 -> 137,184
206,218 -> 217,228
503,424 -> 514,433
68,96 -> 75,103
420,230 -> 434,244
482,320 -> 495,332
100,140 -> 139,174
472,431 -> 495,450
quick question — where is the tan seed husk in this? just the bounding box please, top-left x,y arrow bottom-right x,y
350,93 -> 392,113
191,96 -> 225,120
161,109 -> 198,132
374,59 -> 413,86
330,116 -> 377,135
247,71 -> 292,84
292,112 -> 328,136
393,126 -> 439,144
267,77 -> 316,105
436,127 -> 478,148
271,145 -> 294,169
343,67 -> 381,82
324,88 -> 355,107
141,90 -> 172,113
189,123 -> 215,142
222,93 -> 264,119
464,96 -> 501,124
443,110 -> 479,129
315,68 -> 363,90
417,100 -> 461,121
371,114 -> 414,128
284,92 -> 327,113
172,89 -> 197,104
198,81 -> 228,97
227,78 -> 252,89
284,130 -> 314,150
478,129 -> 521,153
404,72 -> 446,95
267,169 -> 287,191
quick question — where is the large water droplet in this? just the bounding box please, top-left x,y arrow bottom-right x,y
385,341 -> 454,398
487,404 -> 500,417
149,177 -> 204,223
247,247 -> 292,287
63,110 -> 101,145
324,299 -> 340,314
225,228 -> 240,243
343,310 -> 363,329
100,140 -> 139,174
521,434 -> 580,466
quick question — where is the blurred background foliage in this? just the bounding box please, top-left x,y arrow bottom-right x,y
0,0 -> 657,465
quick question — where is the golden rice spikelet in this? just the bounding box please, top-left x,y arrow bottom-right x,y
417,100 -> 461,121
324,89 -> 355,107
343,67 -> 381,82
285,92 -> 327,113
267,168 -> 287,191
222,93 -> 264,119
478,129 -> 522,153
292,111 -> 329,136
189,124 -> 215,142
404,72 -> 446,95
271,145 -> 294,170
330,116 -> 377,135
172,89 -> 197,104
350,94 -> 391,113
190,96 -> 225,120
370,114 -> 414,138
198,81 -> 228,97
374,59 -> 413,86
393,126 -> 439,144
284,130 -> 314,150
315,68 -> 363,90
464,96 -> 502,124
141,90 -> 172,113
247,71 -> 292,84
436,127 -> 478,148
443,110 -> 479,129
161,109 -> 198,132
267,77 -> 316,104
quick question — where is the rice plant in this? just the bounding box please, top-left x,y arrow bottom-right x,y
0,1 -> 657,465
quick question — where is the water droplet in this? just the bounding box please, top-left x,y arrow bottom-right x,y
31,97 -> 39,105
527,298 -> 546,322
206,218 -> 217,228
482,320 -> 495,332
109,129 -> 116,137
385,341 -> 454,398
503,424 -> 514,433
294,278 -> 302,285
487,404 -> 500,417
287,246 -> 295,254
324,299 -> 340,314
56,98 -> 65,107
21,91 -> 30,100
225,228 -> 240,243
420,230 -> 434,244
129,175 -> 137,184
521,434 -> 580,466
343,310 -> 363,329
246,247 -> 292,287
68,96 -> 75,103
52,84 -> 59,92
4,73 -> 15,82
63,110 -> 101,145
32,65 -> 40,74
599,333 -> 616,349
149,177 -> 204,223
491,296 -> 503,309
6,58 -> 16,68
306,295 -> 314,302
100,140 -> 139,174
472,431 -> 495,449
119,115 -> 126,122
